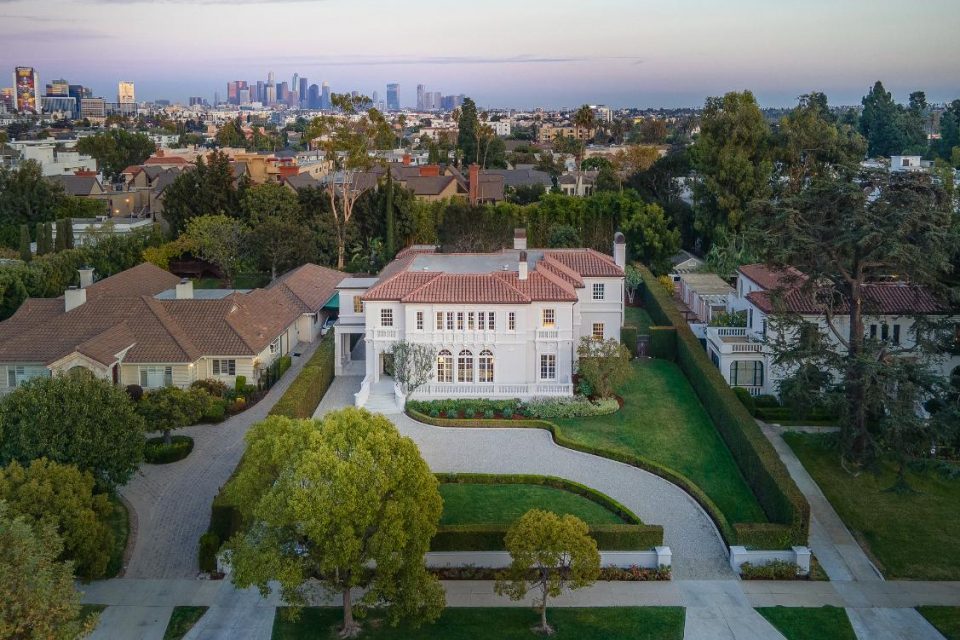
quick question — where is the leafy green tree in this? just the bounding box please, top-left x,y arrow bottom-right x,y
506,183 -> 546,205
751,170 -> 957,464
184,214 -> 249,287
594,164 -> 620,193
576,337 -> 632,398
456,98 -> 480,165
215,117 -> 246,148
859,81 -> 907,158
75,129 -> 156,182
390,340 -> 434,398
624,264 -> 643,304
936,100 -> 960,163
0,459 -> 115,580
162,151 -> 248,234
34,223 -> 48,256
494,510 -> 600,635
227,410 -> 445,637
621,201 -> 680,274
136,387 -> 208,446
627,151 -> 695,247
0,369 -> 146,490
902,90 -> 930,155
691,91 -> 773,245
0,504 -> 95,640
547,224 -> 581,248
53,195 -> 107,221
0,159 -> 66,248
241,182 -> 311,279
384,169 -> 396,259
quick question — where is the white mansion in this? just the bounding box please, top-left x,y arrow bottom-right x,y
335,230 -> 627,410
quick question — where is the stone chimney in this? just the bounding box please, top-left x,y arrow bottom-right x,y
514,228 -> 527,251
176,278 -> 194,300
78,267 -> 95,289
469,163 -> 480,205
65,286 -> 86,312
519,251 -> 528,281
613,231 -> 626,270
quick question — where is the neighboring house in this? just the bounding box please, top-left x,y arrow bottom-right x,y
335,229 -> 626,409
484,168 -> 554,190
676,272 -> 734,326
0,262 -> 345,394
668,250 -> 705,283
558,171 -> 598,197
48,174 -> 106,197
704,263 -> 957,397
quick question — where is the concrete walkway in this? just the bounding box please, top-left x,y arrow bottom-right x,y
316,376 -> 731,580
121,339 -> 322,579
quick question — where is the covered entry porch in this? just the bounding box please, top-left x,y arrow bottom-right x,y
333,323 -> 366,376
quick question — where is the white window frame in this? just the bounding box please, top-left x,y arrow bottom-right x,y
592,283 -> 605,300
6,365 -> 48,388
478,312 -> 486,331
212,359 -> 236,377
457,349 -> 474,383
353,296 -> 363,314
468,312 -> 476,330
457,311 -> 465,331
508,311 -> 516,331
542,308 -> 556,328
437,349 -> 453,383
380,308 -> 393,327
539,354 -> 557,381
478,350 -> 494,383
487,311 -> 495,331
436,311 -> 443,331
592,322 -> 604,339
140,365 -> 174,388
416,311 -> 424,331
269,338 -> 281,355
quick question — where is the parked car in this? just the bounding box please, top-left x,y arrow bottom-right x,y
320,316 -> 336,336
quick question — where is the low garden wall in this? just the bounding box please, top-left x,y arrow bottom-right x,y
425,547 -> 672,570
729,545 -> 811,576
638,265 -> 810,549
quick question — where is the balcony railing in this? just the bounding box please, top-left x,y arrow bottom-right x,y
416,382 -> 573,398
705,326 -> 766,354
536,329 -> 559,340
372,328 -> 398,340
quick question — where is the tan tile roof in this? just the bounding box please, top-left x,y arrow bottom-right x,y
86,263 -> 181,301
268,263 -> 346,312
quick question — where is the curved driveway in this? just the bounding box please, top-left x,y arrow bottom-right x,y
315,377 -> 731,579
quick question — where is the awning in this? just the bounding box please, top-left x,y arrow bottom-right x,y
322,292 -> 339,310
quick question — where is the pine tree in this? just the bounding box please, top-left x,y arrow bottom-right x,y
18,225 -> 31,262
384,169 -> 395,259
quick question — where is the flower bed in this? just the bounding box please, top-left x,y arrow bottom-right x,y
144,435 -> 194,464
428,564 -> 670,581
406,395 -> 619,421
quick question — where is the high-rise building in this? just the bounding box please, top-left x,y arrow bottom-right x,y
287,90 -> 299,107
118,80 -> 135,104
13,67 -> 39,114
386,83 -> 400,111
227,81 -> 239,104
430,91 -> 442,111
299,78 -> 308,106
321,82 -> 331,110
265,85 -> 276,104
277,82 -> 288,102
238,87 -> 250,104
267,71 -> 275,87
45,78 -> 69,97
416,84 -> 426,111
0,88 -> 15,112
292,73 -> 299,93
80,97 -> 106,119
189,96 -> 205,106
307,84 -> 320,109
256,80 -> 265,103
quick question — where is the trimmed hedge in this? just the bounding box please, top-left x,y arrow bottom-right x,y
638,264 -> 809,548
269,332 -> 335,419
198,532 -> 220,573
435,473 -> 643,525
734,387 -> 757,416
648,326 -> 677,360
431,523 -> 663,552
407,407 -> 737,544
144,435 -> 194,464
621,325 -> 639,358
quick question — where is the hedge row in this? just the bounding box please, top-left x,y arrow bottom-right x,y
621,325 -> 639,358
649,326 -> 677,360
637,264 -> 809,547
144,435 -> 194,464
435,473 -> 643,525
269,333 -> 335,419
407,407 -> 738,544
430,523 -> 663,552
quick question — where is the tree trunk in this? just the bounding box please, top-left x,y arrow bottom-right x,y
340,587 -> 360,638
537,586 -> 553,635
163,428 -> 172,446
844,277 -> 870,464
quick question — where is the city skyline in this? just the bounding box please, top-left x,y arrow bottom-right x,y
1,0 -> 959,108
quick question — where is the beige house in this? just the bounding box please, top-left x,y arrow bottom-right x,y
0,263 -> 345,393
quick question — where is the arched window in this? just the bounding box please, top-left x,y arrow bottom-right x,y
457,349 -> 474,383
730,360 -> 763,387
437,350 -> 453,383
478,350 -> 494,383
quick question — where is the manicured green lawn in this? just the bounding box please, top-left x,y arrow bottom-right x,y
784,432 -> 960,579
439,483 -> 628,526
105,495 -> 129,578
163,606 -> 209,640
756,607 -> 855,640
272,607 -> 685,640
625,306 -> 654,334
554,360 -> 766,524
918,606 -> 960,639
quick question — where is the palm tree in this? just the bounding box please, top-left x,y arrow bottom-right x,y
573,105 -> 596,195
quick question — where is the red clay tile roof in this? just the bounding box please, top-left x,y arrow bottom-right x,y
544,249 -> 624,277
494,271 -> 578,302
747,283 -> 945,316
363,272 -> 441,301
143,155 -> 189,165
402,273 -> 530,304
738,264 -> 806,291
539,257 -> 585,288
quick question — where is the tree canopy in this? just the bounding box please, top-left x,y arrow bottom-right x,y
76,130 -> 157,182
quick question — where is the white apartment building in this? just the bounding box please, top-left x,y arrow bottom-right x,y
6,140 -> 97,176
335,231 -> 626,410
704,264 -> 958,397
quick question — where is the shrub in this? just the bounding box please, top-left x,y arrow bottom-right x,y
576,377 -> 594,397
576,337 -> 632,399
525,396 -> 619,419
639,264 -> 809,547
143,435 -> 194,464
733,387 -> 757,416
234,375 -> 247,393
430,523 -> 662,552
198,532 -> 220,573
648,326 -> 677,360
598,565 -> 672,581
202,399 -> 228,423
463,408 -> 476,419
269,333 -> 335,419
754,394 -> 780,408
621,325 -> 639,358
739,560 -> 801,580
125,384 -> 143,402
191,378 -> 229,398
483,409 -> 495,419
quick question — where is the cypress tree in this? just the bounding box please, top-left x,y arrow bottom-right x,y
64,217 -> 74,249
384,169 -> 395,259
44,222 -> 54,255
35,223 -> 47,255
55,219 -> 66,252
19,225 -> 32,262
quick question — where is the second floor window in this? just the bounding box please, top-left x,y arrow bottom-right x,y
478,312 -> 486,331
436,311 -> 443,330
446,312 -> 455,331
542,309 -> 556,328
468,312 -> 476,330
353,296 -> 363,313
488,312 -> 496,331
592,283 -> 604,300
380,309 -> 393,327
457,312 -> 465,331
508,312 -> 516,331
592,323 -> 604,339
416,311 -> 424,331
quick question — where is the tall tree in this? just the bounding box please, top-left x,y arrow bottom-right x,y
494,510 -> 600,635
0,504 -> 95,640
241,182 -> 312,279
184,214 -> 248,287
18,224 -> 30,262
162,151 -> 248,234
751,170 -> 957,464
936,100 -> 960,163
0,161 -> 67,248
859,81 -> 906,158
228,411 -> 445,637
621,200 -> 681,275
384,168 -> 396,259
691,91 -> 773,246
455,98 -> 480,165
0,369 -> 146,491
75,129 -> 157,182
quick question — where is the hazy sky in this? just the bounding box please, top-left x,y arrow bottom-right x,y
2,0 -> 958,108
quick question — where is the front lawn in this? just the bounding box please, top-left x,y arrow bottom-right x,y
553,360 -> 766,525
784,432 -> 960,579
756,606 -> 855,640
625,306 -> 654,334
439,482 -> 629,527
918,606 -> 960,639
272,607 -> 685,640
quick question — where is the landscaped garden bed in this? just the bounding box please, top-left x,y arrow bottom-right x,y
784,432 -> 960,579
406,396 -> 619,422
144,435 -> 194,464
271,606 -> 686,640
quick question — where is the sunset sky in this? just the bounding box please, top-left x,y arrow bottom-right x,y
1,0 -> 958,108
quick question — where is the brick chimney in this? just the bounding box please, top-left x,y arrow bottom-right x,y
518,251 -> 528,280
402,153 -> 412,166
614,231 -> 626,269
514,228 -> 527,251
419,164 -> 440,177
469,163 -> 479,205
